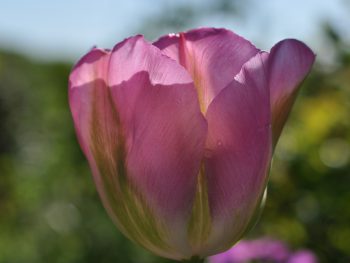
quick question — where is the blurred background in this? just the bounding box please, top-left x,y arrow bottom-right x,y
0,0 -> 349,262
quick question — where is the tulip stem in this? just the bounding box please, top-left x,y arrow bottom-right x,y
183,256 -> 205,263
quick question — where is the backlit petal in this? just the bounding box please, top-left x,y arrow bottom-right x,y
200,53 -> 272,256
109,35 -> 193,86
110,72 -> 207,259
154,28 -> 259,113
69,36 -> 207,260
268,39 -> 315,147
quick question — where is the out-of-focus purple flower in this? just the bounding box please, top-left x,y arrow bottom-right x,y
287,250 -> 318,263
209,238 -> 318,263
210,238 -> 289,263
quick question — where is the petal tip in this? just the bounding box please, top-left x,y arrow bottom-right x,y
72,48 -> 109,71
111,34 -> 147,53
69,47 -> 110,91
273,38 -> 316,61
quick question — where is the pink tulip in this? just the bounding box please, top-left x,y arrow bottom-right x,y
69,28 -> 315,260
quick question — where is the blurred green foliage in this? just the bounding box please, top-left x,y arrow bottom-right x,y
1,3 -> 350,263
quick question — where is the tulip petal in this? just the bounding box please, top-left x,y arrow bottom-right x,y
109,35 -> 193,86
268,39 -> 315,147
200,53 -> 272,256
154,28 -> 259,113
69,48 -> 112,173
69,36 -> 207,260
107,36 -> 207,229
110,72 -> 207,258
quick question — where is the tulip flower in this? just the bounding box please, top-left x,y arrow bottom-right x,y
69,27 -> 315,261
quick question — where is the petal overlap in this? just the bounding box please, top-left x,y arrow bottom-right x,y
200,52 -> 272,256
154,28 -> 259,113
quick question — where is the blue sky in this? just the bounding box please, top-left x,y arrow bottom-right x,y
0,0 -> 349,63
